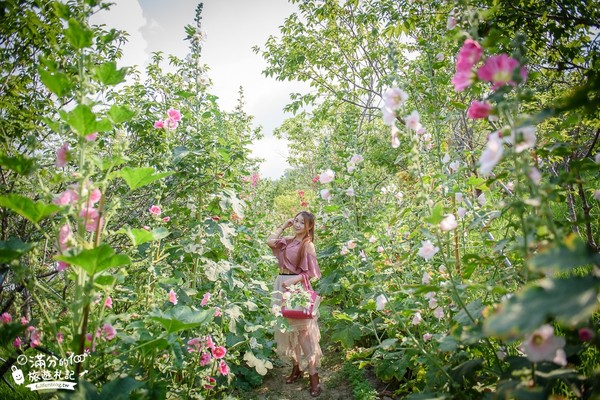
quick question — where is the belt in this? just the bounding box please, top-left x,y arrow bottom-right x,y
279,273 -> 298,275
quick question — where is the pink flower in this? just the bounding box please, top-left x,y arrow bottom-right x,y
13,337 -> 22,348
149,205 -> 162,216
58,224 -> 73,252
477,54 -> 524,90
312,175 -> 320,183
456,39 -> 483,71
405,110 -> 421,131
578,327 -> 595,342
528,167 -> 542,185
212,346 -> 226,359
467,101 -> 492,119
447,16 -> 457,30
87,188 -> 102,205
206,335 -> 215,350
320,188 -> 332,201
452,69 -> 475,92
20,317 -> 29,325
417,240 -> 439,260
165,118 -> 179,130
168,289 -> 178,305
53,189 -> 78,206
162,216 -> 170,222
345,187 -> 355,197
214,307 -> 222,317
154,119 -> 165,129
457,207 -> 467,219
377,246 -> 384,253
350,154 -> 364,164
428,297 -> 438,309
201,292 -> 211,306
167,108 -> 182,122
85,132 -> 98,141
219,360 -> 229,375
478,131 -> 504,176
347,240 -> 357,249
251,172 -> 260,187
56,143 -> 70,168
440,214 -> 458,231
360,249 -> 367,261
200,352 -> 212,366
412,312 -> 422,325
391,125 -> 400,148
422,272 -> 431,284
79,207 -> 102,232
519,324 -> 567,366
203,376 -> 216,389
56,261 -> 69,271
105,296 -> 113,309
30,328 -> 42,348
142,225 -> 151,231
102,323 -> 117,340
383,87 -> 408,111
423,333 -> 433,342
1,312 -> 12,323
433,307 -> 445,319
57,332 -> 64,344
187,337 -> 202,353
319,169 -> 335,184
340,245 -> 349,255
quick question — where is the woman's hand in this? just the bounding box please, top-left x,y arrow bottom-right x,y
282,218 -> 294,229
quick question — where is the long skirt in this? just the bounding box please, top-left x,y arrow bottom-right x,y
272,274 -> 322,372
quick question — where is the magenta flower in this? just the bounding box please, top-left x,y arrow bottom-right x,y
467,101 -> 492,119
578,327 -> 595,342
452,69 -> 475,92
102,323 -> 117,340
149,205 -> 162,216
162,216 -> 170,222
104,296 -> 113,309
203,376 -> 216,389
56,261 -> 69,271
199,352 -> 212,366
218,360 -> 229,376
477,54 -> 526,90
167,108 -> 182,122
201,292 -> 211,306
13,337 -> 22,348
168,289 -> 178,305
56,142 -> 70,168
519,324 -> 567,366
212,346 -> 227,359
1,312 -> 12,323
20,317 -> 29,325
456,39 -> 483,71
30,328 -> 42,348
154,119 -> 165,129
79,207 -> 102,232
57,332 -> 64,344
85,132 -> 98,141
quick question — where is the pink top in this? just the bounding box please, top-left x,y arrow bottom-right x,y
271,237 -> 321,278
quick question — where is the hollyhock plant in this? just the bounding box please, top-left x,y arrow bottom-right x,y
345,187 -> 355,196
479,132 -> 504,176
56,261 -> 69,271
383,87 -> 408,111
203,376 -> 216,390
319,169 -> 335,184
477,193 -> 487,206
440,214 -> 458,231
457,207 -> 467,219
320,188 -> 332,201
452,69 -> 475,92
519,324 -> 567,366
456,39 -> 483,71
382,106 -> 397,126
168,289 -> 178,305
477,54 -> 527,90
79,207 -> 102,232
433,307 -> 445,319
53,189 -> 78,206
154,119 -> 165,129
102,323 -> 117,340
20,317 -> 29,325
13,337 -> 22,349
375,294 -> 387,311
423,333 -> 433,342
448,160 -> 460,173
104,296 -> 113,309
149,205 -> 162,215
212,346 -> 227,359
418,240 -> 439,260
56,142 -> 70,167
405,110 -> 421,131
1,312 -> 12,323
167,108 -> 182,122
428,297 -> 438,309
578,327 -> 595,342
206,335 -> 215,350
347,240 -> 357,249
528,167 -> 542,185
165,118 -> 179,130
467,101 -> 492,119
422,272 -> 430,284
412,312 -> 422,325
447,16 -> 457,30
200,352 -> 212,366
391,125 -> 400,148
201,292 -> 211,306
350,154 -> 364,164
340,245 -> 349,255
58,224 -> 73,252
219,360 -> 229,376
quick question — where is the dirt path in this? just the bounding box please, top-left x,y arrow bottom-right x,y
246,347 -> 355,400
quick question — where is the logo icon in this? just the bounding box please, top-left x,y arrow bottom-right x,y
11,365 -> 24,385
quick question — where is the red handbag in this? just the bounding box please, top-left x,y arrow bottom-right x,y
281,274 -> 318,319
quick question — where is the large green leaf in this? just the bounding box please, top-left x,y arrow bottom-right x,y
117,227 -> 170,246
94,62 -> 127,86
61,104 -> 110,136
528,235 -> 600,274
98,377 -> 144,400
0,194 -> 61,223
39,68 -> 72,97
118,167 -> 173,191
484,276 -> 600,339
64,18 -> 93,49
55,244 -> 130,276
331,322 -> 362,348
149,306 -> 213,334
0,238 -> 34,263
107,104 -> 135,124
0,154 -> 37,175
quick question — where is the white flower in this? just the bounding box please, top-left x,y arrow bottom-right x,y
455,192 -> 463,203
442,153 -> 451,164
422,272 -> 431,284
438,265 -> 447,274
423,333 -> 433,342
320,188 -> 332,200
417,240 -> 439,260
319,169 -> 335,184
594,190 -> 600,201
347,163 -> 356,173
383,87 -> 408,110
340,245 -> 349,255
519,324 -> 567,366
477,193 -> 487,206
412,312 -> 422,325
345,187 -> 355,196
369,236 -> 377,243
395,191 -> 404,202
440,214 -> 458,231
405,110 -> 421,131
457,207 -> 467,219
509,125 -> 537,153
424,291 -> 436,299
528,167 -> 542,185
479,131 -> 504,176
391,124 -> 400,148
382,107 -> 397,126
360,250 -> 367,261
377,246 -> 384,253
447,16 -> 457,30
375,294 -> 388,311
436,53 -> 444,62
428,297 -> 438,309
347,240 -> 357,249
350,154 -> 364,164
448,160 -> 460,173
422,133 -> 432,142
433,307 -> 445,319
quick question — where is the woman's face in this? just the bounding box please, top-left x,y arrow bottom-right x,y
293,214 -> 306,235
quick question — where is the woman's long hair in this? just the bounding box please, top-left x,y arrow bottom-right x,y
296,211 -> 315,262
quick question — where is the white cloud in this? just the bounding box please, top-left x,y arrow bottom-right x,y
249,136 -> 290,180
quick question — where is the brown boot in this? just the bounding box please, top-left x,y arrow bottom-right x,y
309,373 -> 322,397
285,364 -> 303,384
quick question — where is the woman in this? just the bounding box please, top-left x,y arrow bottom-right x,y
266,211 -> 322,397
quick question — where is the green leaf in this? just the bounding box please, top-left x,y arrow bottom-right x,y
118,167 -> 173,191
0,154 -> 36,175
331,322 -> 361,348
107,105 -> 135,124
117,227 -> 170,246
39,68 -> 72,97
424,203 -> 444,224
94,62 -> 127,86
149,306 -> 213,334
0,238 -> 34,263
98,377 -> 144,400
61,104 -> 105,136
0,194 -> 61,223
453,299 -> 484,326
528,235 -> 600,274
55,244 -> 130,276
65,18 -> 93,49
483,276 -> 600,339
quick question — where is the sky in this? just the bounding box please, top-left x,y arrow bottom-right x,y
91,0 -> 312,179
